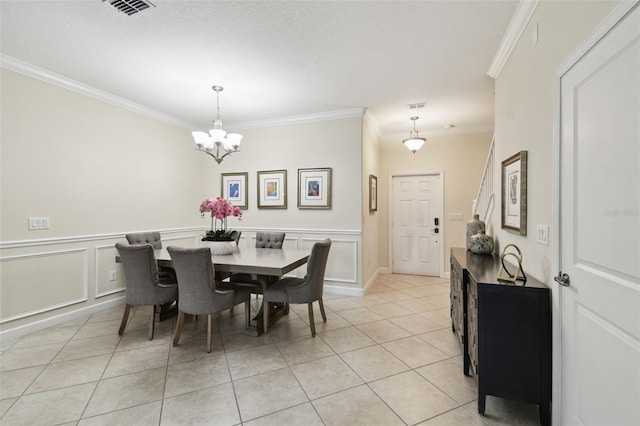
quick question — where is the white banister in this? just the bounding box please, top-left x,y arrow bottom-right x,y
472,136 -> 495,224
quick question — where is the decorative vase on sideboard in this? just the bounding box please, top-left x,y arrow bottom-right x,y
202,240 -> 236,255
469,230 -> 494,255
466,214 -> 485,249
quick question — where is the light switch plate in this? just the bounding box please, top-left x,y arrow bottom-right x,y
28,217 -> 50,230
449,213 -> 463,221
536,225 -> 549,245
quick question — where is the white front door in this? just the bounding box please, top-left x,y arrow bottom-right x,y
558,4 -> 640,424
391,173 -> 442,276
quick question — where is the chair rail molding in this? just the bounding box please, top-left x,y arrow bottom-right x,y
0,226 -> 206,249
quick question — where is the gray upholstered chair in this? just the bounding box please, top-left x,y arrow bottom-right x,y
225,232 -> 286,293
115,243 -> 178,340
125,232 -> 176,280
125,231 -> 163,248
262,239 -> 331,337
229,230 -> 242,247
255,232 -> 285,249
167,246 -> 251,352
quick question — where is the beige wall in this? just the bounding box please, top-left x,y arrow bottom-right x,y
378,132 -> 493,274
1,70 -> 207,240
213,116 -> 365,295
362,114 -> 380,288
493,2 -> 622,420
493,0 -> 619,283
0,69 -> 365,336
4,0 -> 618,338
214,117 -> 363,231
1,69 -> 208,333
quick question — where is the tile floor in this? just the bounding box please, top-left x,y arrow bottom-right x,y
0,274 -> 542,425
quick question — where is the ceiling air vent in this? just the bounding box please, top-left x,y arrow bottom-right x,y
104,0 -> 156,16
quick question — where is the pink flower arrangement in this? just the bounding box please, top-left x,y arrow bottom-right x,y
199,197 -> 242,241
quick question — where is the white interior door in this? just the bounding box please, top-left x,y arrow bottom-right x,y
559,5 -> 640,425
391,174 -> 442,276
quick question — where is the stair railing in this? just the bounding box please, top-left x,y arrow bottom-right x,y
472,136 -> 495,224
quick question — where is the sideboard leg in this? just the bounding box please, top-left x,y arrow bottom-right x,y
478,393 -> 486,415
539,401 -> 551,426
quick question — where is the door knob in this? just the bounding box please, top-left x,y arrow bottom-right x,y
554,272 -> 570,287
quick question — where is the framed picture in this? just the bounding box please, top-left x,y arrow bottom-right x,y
501,151 -> 527,235
257,169 -> 287,209
369,174 -> 378,212
297,167 -> 332,209
221,172 -> 248,210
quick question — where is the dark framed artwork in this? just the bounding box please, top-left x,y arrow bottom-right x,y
369,174 -> 378,212
501,151 -> 527,235
257,169 -> 287,209
221,172 -> 248,210
297,167 -> 332,209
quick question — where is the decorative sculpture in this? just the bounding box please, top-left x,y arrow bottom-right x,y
497,244 -> 527,284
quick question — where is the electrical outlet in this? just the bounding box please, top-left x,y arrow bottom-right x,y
536,225 -> 549,246
109,270 -> 117,281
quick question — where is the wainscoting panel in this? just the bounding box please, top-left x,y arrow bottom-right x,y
0,228 -> 361,338
301,237 -> 358,284
0,248 -> 88,323
95,244 -> 124,298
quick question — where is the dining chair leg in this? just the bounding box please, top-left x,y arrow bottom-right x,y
319,298 -> 327,322
118,304 -> 131,336
244,301 -> 250,329
207,314 -> 213,353
263,302 -> 270,333
173,311 -> 185,347
308,303 -> 316,337
148,305 -> 156,340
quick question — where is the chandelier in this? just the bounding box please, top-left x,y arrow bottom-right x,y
403,116 -> 426,153
191,86 -> 242,164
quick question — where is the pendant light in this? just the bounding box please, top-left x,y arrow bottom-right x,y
403,116 -> 426,153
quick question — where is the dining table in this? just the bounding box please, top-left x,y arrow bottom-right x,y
118,246 -> 310,336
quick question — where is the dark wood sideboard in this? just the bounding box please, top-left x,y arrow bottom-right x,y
450,247 -> 551,425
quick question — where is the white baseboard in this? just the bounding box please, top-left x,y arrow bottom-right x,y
0,296 -> 125,345
324,284 -> 364,297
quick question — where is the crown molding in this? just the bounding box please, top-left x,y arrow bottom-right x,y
487,0 -> 540,79
1,54 -> 195,130
380,124 -> 494,143
1,54 -> 365,131
364,111 -> 382,141
228,107 -> 366,131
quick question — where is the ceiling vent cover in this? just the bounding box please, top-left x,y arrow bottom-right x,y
104,0 -> 156,16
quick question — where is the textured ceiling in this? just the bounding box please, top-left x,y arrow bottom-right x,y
0,0 -> 518,141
